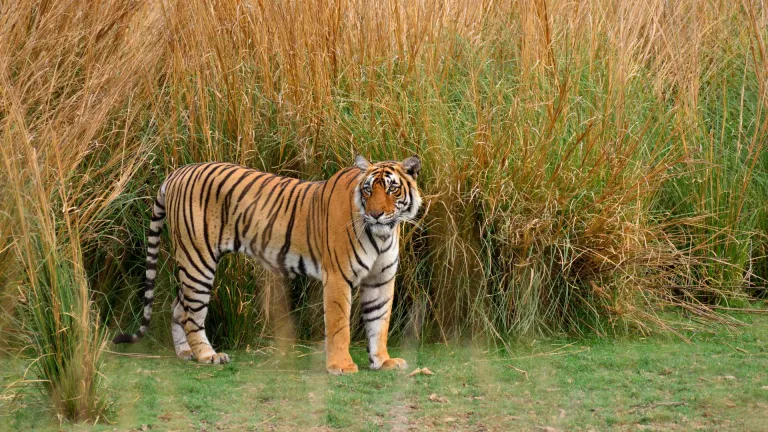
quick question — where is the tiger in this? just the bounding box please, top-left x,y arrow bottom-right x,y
113,155 -> 422,375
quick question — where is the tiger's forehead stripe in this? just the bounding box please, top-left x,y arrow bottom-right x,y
364,167 -> 400,185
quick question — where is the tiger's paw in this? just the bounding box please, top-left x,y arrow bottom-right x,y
198,352 -> 230,364
176,349 -> 194,361
327,361 -> 359,375
378,357 -> 408,371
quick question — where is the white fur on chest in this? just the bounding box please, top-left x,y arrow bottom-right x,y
360,234 -> 399,285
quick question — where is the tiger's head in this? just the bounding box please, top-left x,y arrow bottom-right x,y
353,155 -> 422,237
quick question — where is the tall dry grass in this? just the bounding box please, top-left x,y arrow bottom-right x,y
0,0 -> 163,422
1,0 -> 767,422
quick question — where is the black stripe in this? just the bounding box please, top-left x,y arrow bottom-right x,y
363,310 -> 388,323
298,182 -> 312,208
297,256 -> 307,276
347,230 -> 370,271
380,258 -> 399,273
179,267 -> 213,290
183,317 -> 205,330
349,209 -> 369,253
179,165 -> 202,254
332,324 -> 349,339
167,169 -> 183,252
380,236 -> 394,252
186,303 -> 209,313
305,185 -> 320,272
233,213 -> 243,252
260,177 -> 293,211
362,274 -> 395,289
242,173 -> 278,205
198,164 -> 227,207
345,170 -> 362,187
236,172 -> 268,201
260,204 -> 281,253
148,227 -> 161,237
362,296 -> 390,314
200,165 -> 233,261
217,191 -> 232,253
365,225 -> 380,254
177,237 -> 215,277
278,186 -> 301,273
217,170 -> 260,251
324,169 -> 353,257
182,281 -> 210,295
182,293 -> 207,305
202,166 -> 239,261
210,165 -> 241,202
240,176 -> 280,236
333,251 -> 356,291
172,238 -> 201,277
405,183 -> 415,214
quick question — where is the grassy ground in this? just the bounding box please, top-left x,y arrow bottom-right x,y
2,313 -> 768,431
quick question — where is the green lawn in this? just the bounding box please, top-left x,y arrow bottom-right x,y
3,314 -> 768,431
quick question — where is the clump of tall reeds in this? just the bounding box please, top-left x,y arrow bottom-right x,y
0,130 -> 111,421
0,0 -> 163,422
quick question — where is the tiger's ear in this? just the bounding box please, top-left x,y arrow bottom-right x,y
402,155 -> 421,179
354,154 -> 370,171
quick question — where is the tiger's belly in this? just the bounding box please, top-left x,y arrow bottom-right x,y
236,240 -> 323,280
263,247 -> 323,280
242,232 -> 395,287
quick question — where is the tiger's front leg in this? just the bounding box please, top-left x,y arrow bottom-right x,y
361,276 -> 406,370
323,274 -> 358,375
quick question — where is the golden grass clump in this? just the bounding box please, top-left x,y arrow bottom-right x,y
0,0 -> 163,422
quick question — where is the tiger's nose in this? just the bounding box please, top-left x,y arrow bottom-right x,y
368,211 -> 384,220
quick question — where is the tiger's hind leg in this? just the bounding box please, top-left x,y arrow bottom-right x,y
176,260 -> 230,364
171,297 -> 193,360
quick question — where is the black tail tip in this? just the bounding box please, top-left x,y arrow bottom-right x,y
112,333 -> 137,344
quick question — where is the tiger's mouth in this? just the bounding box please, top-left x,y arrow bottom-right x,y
362,213 -> 397,226
365,218 -> 398,236
372,220 -> 396,228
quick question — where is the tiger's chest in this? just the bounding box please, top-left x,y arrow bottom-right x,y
359,235 -> 400,288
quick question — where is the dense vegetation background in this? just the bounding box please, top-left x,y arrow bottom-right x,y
1,0 -> 767,421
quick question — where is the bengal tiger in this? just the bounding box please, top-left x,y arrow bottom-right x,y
113,155 -> 422,374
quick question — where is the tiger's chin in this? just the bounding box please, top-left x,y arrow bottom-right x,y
367,221 -> 397,237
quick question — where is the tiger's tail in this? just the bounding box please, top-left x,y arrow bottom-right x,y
113,187 -> 167,344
